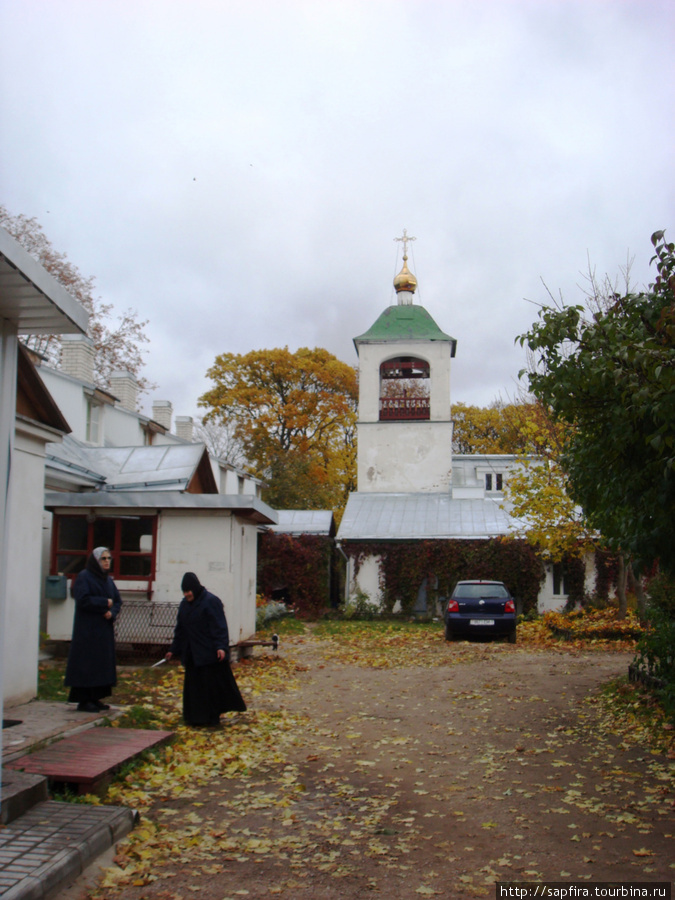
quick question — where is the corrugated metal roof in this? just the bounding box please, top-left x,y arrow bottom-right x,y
46,437 -> 209,491
43,490 -> 278,525
269,510 -> 335,535
336,492 -> 524,541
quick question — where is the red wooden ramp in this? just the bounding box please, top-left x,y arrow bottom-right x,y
5,727 -> 173,794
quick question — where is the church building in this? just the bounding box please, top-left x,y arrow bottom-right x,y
337,233 -> 563,615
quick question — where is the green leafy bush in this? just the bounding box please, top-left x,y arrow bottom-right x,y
632,579 -> 675,721
342,588 -> 381,620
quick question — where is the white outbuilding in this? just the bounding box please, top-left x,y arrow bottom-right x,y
0,226 -> 88,725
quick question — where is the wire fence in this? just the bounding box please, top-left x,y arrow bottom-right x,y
113,600 -> 177,660
48,600 -> 277,663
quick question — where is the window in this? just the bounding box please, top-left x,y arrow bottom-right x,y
86,400 -> 101,443
485,473 -> 503,492
379,356 -> 430,421
552,562 -> 568,596
53,514 -> 157,581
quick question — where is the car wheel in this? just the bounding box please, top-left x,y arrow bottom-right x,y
507,631 -> 517,644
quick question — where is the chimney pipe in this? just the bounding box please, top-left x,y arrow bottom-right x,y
60,334 -> 95,384
152,400 -> 173,432
110,370 -> 139,412
175,416 -> 194,442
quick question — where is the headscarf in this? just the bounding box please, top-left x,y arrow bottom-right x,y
86,546 -> 110,579
181,572 -> 204,599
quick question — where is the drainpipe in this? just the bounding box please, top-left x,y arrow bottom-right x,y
336,542 -> 350,605
0,320 -> 19,789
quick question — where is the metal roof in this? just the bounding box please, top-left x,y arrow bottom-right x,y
337,492 -> 524,541
46,437 -> 213,491
269,510 -> 335,536
354,304 -> 457,354
0,227 -> 89,334
44,490 -> 278,525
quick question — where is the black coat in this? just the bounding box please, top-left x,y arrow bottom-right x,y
170,588 -> 231,666
64,568 -> 122,688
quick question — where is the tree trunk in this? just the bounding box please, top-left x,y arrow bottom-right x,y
616,554 -> 628,618
628,562 -> 647,621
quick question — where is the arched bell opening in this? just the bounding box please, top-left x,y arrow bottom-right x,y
379,356 -> 430,421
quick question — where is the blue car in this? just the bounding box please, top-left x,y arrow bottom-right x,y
444,580 -> 517,643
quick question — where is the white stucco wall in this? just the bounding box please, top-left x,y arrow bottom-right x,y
39,367 -> 90,440
154,510 -> 257,642
347,553 -> 382,608
357,421 -> 453,492
355,339 -> 454,493
3,424 -> 53,706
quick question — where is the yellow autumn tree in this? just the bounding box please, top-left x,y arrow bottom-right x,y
452,400 -> 552,454
502,405 -> 597,563
199,347 -> 357,514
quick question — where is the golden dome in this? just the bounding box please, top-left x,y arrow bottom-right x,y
393,255 -> 417,294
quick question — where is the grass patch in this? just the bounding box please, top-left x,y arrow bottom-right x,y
113,704 -> 166,730
38,661 -> 67,701
257,617 -> 308,637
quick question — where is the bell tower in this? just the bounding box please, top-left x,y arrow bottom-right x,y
354,232 -> 457,493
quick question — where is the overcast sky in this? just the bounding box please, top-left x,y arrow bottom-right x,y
1,0 -> 673,423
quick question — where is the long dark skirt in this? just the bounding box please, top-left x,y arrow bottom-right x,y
182,659 -> 246,726
68,685 -> 112,703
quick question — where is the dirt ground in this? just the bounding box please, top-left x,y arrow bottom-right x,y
62,633 -> 674,899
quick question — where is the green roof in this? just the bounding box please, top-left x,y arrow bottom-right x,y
354,304 -> 457,355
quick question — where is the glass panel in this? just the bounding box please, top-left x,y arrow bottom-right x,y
58,517 -> 88,551
93,518 -> 116,548
57,553 -> 87,576
86,401 -> 100,443
118,556 -> 152,577
485,474 -> 492,491
120,517 -> 154,552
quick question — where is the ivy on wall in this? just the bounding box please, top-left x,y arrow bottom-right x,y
594,550 -> 617,600
343,538 -> 544,616
257,533 -> 334,617
562,554 -> 587,607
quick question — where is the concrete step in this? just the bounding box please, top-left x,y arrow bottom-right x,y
0,799 -> 137,900
1,769 -> 48,826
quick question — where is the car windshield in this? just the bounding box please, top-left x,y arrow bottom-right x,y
454,584 -> 509,599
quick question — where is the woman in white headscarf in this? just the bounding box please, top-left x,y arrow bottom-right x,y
64,547 -> 122,712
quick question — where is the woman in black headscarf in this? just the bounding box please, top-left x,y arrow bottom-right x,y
64,546 -> 122,712
166,572 -> 246,727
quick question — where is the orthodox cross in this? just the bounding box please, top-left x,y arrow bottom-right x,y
394,228 -> 416,258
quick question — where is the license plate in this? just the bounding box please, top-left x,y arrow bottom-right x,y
470,619 -> 494,626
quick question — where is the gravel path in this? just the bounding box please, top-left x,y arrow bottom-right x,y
60,635 -> 674,899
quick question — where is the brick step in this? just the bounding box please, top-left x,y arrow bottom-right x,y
5,727 -> 173,796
